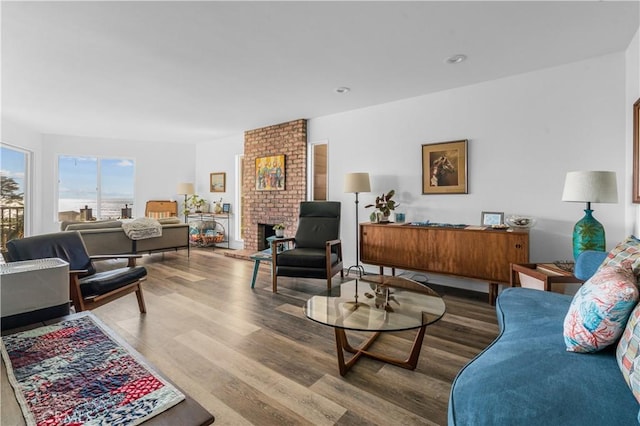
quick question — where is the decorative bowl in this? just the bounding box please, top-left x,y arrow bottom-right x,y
506,215 -> 537,229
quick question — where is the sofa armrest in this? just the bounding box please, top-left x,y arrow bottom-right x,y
90,254 -> 142,267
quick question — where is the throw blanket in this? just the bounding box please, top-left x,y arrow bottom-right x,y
122,217 -> 162,240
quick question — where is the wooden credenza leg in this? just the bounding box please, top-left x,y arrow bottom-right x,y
489,283 -> 499,306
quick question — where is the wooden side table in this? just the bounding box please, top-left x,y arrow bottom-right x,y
510,263 -> 583,291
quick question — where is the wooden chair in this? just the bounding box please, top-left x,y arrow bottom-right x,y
271,201 -> 343,292
5,231 -> 147,313
145,200 -> 178,219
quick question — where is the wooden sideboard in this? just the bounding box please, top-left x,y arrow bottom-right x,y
360,223 -> 529,303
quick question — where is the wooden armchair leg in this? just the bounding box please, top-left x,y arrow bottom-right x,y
69,275 -> 86,312
135,285 -> 147,313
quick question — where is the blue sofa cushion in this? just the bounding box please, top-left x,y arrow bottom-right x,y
449,287 -> 639,425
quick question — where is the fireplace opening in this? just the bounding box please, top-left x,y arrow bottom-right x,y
257,223 -> 277,251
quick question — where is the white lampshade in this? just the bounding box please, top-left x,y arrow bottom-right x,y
176,182 -> 195,195
344,173 -> 371,193
561,171 -> 618,203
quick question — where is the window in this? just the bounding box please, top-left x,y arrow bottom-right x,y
1,144 -> 30,250
57,156 -> 134,221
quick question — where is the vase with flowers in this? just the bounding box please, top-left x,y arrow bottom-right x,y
365,190 -> 399,223
273,223 -> 285,237
185,194 -> 207,214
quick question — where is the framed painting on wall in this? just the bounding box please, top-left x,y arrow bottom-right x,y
633,98 -> 640,203
422,139 -> 468,194
210,172 -> 226,193
255,154 -> 285,191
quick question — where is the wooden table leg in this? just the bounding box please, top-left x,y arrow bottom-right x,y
333,326 -> 428,376
250,259 -> 261,289
489,282 -> 499,305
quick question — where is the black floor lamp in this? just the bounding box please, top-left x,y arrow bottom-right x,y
176,182 -> 195,223
344,172 -> 371,277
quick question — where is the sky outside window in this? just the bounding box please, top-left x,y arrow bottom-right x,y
1,146 -> 26,195
58,155 -> 134,219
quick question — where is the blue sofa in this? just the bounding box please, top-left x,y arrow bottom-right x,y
448,251 -> 640,425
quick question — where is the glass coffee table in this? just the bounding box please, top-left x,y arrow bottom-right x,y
304,275 -> 446,376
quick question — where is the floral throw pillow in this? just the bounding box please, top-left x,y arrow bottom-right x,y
564,265 -> 639,353
600,235 -> 640,276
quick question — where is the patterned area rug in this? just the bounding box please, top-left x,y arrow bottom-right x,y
1,313 -> 184,426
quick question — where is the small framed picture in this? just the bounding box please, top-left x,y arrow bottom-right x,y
210,172 -> 226,193
481,211 -> 504,226
222,203 -> 231,213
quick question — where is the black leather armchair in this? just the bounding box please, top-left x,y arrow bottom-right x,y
6,231 -> 147,313
271,201 -> 343,292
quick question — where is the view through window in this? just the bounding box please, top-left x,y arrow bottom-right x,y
1,145 -> 28,250
58,156 -> 134,221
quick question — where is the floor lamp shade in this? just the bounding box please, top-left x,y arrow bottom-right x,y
176,182 -> 195,195
562,171 -> 618,259
177,182 -> 195,223
344,173 -> 371,193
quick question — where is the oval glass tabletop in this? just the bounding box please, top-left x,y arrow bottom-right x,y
304,276 -> 446,333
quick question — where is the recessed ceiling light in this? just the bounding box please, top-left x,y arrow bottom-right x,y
335,87 -> 351,94
445,54 -> 467,64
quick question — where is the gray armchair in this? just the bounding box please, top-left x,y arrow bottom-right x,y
271,201 -> 343,292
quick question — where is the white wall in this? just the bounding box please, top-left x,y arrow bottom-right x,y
40,134 -> 195,233
1,118 -> 44,235
195,133 -> 244,247
309,53 -> 629,275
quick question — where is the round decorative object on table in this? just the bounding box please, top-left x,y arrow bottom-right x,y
506,215 -> 537,229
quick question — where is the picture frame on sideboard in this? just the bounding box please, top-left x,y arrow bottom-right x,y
481,211 -> 504,226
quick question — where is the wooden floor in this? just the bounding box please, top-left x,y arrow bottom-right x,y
7,248 -> 500,426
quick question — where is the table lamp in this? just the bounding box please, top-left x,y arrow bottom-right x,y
561,171 -> 618,259
344,172 -> 371,277
176,182 -> 195,223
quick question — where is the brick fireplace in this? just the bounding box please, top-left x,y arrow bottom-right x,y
242,119 -> 307,252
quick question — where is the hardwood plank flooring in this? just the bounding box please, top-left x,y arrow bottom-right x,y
2,248 -> 499,426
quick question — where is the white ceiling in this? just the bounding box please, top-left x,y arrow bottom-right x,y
2,1 -> 639,144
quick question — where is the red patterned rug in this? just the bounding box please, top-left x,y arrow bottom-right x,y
1,312 -> 184,426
